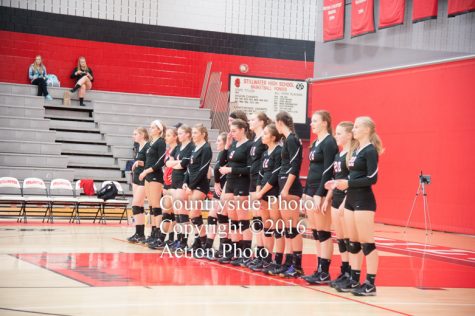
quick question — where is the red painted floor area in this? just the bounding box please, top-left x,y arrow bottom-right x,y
13,252 -> 475,288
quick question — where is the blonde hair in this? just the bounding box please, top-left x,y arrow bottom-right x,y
152,120 -> 166,137
32,55 -> 45,74
178,124 -> 192,138
77,56 -> 89,72
193,123 -> 209,142
348,117 -> 384,163
337,121 -> 357,167
135,127 -> 149,141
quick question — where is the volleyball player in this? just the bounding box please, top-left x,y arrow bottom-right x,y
333,116 -> 383,296
302,111 -> 338,284
323,121 -> 354,287
250,123 -> 282,272
205,132 -> 228,260
245,112 -> 270,267
139,120 -> 166,245
270,111 -> 304,278
166,125 -> 193,251
149,126 -> 179,249
127,127 -> 150,243
183,124 -> 213,254
218,119 -> 253,264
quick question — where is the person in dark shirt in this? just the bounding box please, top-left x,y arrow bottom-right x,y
333,116 -> 384,296
246,112 -> 271,268
70,56 -> 93,106
139,120 -> 167,245
127,127 -> 150,243
218,119 -> 253,265
302,111 -> 338,284
249,123 -> 282,272
183,124 -> 213,253
204,132 -> 228,260
270,111 -> 304,278
149,126 -> 179,249
167,125 -> 194,251
323,121 -> 355,288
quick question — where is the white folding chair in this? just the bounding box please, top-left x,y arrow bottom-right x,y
101,181 -> 129,224
21,178 -> 52,223
49,179 -> 78,223
74,180 -> 103,224
0,177 -> 25,220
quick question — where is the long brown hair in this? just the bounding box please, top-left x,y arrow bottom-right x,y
313,110 -> 332,134
256,112 -> 272,128
275,111 -> 295,134
135,127 -> 149,141
265,123 -> 283,143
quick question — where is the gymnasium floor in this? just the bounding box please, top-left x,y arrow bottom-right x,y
0,221 -> 474,316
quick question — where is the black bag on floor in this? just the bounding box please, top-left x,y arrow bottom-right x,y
97,183 -> 118,200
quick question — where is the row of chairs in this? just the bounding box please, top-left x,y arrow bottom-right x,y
0,177 -> 129,224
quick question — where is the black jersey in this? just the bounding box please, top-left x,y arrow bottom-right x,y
333,151 -> 350,180
184,142 -> 212,190
249,136 -> 267,177
213,150 -> 227,186
348,143 -> 379,188
172,142 -> 193,178
133,142 -> 150,175
258,145 -> 282,188
307,134 -> 338,196
279,133 -> 302,177
144,138 -> 166,173
226,140 -> 252,179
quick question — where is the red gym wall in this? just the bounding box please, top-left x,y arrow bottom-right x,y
0,30 -> 313,98
309,58 -> 475,234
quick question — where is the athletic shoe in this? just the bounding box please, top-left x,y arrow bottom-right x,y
302,271 -> 319,283
280,265 -> 304,278
250,260 -> 265,272
240,257 -> 254,268
169,240 -> 181,251
165,239 -> 175,247
262,262 -> 279,275
304,271 -> 331,284
351,281 -> 376,296
218,253 -> 233,264
268,263 -> 290,276
246,257 -> 261,269
127,233 -> 145,244
45,94 -> 53,101
148,239 -> 166,250
335,277 -> 360,293
330,272 -> 349,288
231,257 -> 244,266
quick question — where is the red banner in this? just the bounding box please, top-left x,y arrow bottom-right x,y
351,0 -> 375,37
448,0 -> 475,17
379,0 -> 405,29
412,0 -> 438,23
323,0 -> 345,42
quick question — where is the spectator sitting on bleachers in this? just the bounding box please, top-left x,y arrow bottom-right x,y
70,56 -> 94,106
28,55 -> 53,101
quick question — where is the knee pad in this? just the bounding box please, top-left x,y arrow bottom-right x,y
230,220 -> 240,231
318,230 -> 332,243
264,227 -> 274,237
337,239 -> 347,253
285,228 -> 298,239
171,213 -> 176,222
132,206 -> 144,215
162,213 -> 173,222
152,207 -> 162,216
179,214 -> 189,223
207,216 -> 217,226
348,241 -> 362,254
344,238 -> 350,250
312,229 -> 319,241
217,214 -> 229,224
239,219 -> 250,231
362,243 -> 376,256
191,216 -> 204,227
251,216 -> 263,232
274,230 -> 283,239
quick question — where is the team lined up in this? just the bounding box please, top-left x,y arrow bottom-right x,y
127,110 -> 383,296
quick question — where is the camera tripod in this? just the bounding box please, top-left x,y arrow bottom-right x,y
404,172 -> 432,236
